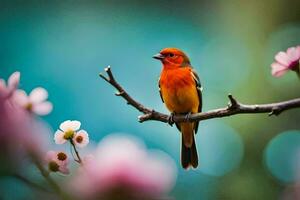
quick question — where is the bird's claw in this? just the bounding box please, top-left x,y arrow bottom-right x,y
185,112 -> 192,122
168,113 -> 175,126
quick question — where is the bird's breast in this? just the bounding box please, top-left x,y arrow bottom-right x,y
159,68 -> 199,113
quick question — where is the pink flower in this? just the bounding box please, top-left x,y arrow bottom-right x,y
70,134 -> 177,199
13,87 -> 53,115
0,73 -> 52,173
46,151 -> 69,174
271,45 -> 300,77
54,120 -> 89,147
73,130 -> 89,148
0,101 -> 49,163
0,71 -> 20,99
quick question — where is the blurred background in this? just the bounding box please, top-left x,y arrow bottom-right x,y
1,0 -> 300,199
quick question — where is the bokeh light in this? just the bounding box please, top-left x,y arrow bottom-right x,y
198,121 -> 244,176
264,130 -> 300,183
199,35 -> 252,92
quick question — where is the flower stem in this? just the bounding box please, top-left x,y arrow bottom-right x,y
32,157 -> 69,200
70,139 -> 82,164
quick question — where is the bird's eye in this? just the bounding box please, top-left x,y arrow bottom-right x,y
169,53 -> 174,57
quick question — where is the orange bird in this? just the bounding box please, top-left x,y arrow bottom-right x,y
153,48 -> 202,169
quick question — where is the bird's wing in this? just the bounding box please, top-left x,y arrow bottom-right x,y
191,68 -> 202,134
158,80 -> 164,103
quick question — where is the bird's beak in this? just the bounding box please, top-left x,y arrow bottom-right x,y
152,53 -> 165,60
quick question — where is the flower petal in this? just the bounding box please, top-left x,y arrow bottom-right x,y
275,52 -> 291,66
287,47 -> 300,62
59,120 -> 81,132
0,79 -> 6,88
59,165 -> 70,174
295,46 -> 300,60
54,130 -> 67,144
59,120 -> 72,131
271,62 -> 289,77
0,79 -> 7,96
13,89 -> 29,107
29,87 -> 48,104
73,130 -> 89,148
68,120 -> 81,131
7,71 -> 20,90
46,151 -> 56,162
32,101 -> 53,116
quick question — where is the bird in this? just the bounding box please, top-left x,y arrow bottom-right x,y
153,48 -> 202,169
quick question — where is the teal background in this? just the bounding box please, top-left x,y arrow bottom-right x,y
1,0 -> 300,199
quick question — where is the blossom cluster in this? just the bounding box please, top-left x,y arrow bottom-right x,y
54,120 -> 89,148
0,72 -> 177,199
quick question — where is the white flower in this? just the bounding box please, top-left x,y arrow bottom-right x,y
54,120 -> 89,147
0,71 -> 20,98
13,87 -> 53,115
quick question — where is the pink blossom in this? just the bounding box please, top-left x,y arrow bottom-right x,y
46,151 -> 69,174
70,134 -> 177,200
271,45 -> 300,77
54,120 -> 89,147
0,72 -> 51,174
73,130 -> 89,148
13,87 -> 53,115
0,71 -> 20,99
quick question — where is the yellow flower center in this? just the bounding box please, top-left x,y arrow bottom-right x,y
63,130 -> 75,140
25,103 -> 33,111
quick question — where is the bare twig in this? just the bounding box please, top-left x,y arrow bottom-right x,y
99,66 -> 300,124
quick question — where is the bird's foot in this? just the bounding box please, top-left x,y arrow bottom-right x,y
168,113 -> 175,126
185,112 -> 192,122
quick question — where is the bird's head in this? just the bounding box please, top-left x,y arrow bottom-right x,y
153,48 -> 191,69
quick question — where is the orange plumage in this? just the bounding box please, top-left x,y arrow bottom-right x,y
153,48 -> 202,169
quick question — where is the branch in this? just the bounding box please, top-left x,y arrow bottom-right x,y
99,66 -> 300,124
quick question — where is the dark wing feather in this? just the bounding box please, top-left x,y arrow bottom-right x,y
158,81 -> 164,103
191,69 -> 202,134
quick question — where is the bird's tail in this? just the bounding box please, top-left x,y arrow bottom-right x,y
180,122 -> 198,169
